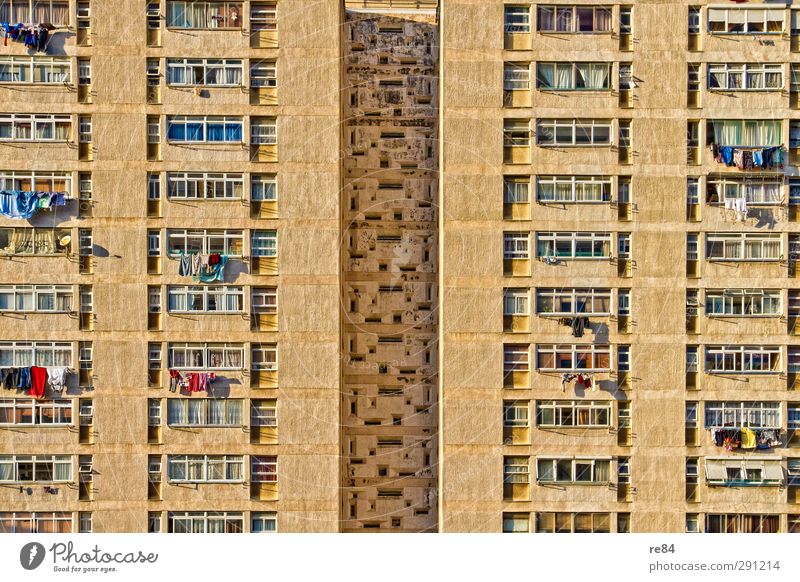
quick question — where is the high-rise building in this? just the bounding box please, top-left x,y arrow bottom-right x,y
0,0 -> 798,535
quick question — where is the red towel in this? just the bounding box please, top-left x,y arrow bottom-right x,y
29,366 -> 47,398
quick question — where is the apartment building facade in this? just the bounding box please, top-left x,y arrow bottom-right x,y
0,0 -> 799,534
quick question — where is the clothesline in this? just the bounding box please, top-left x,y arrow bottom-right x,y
0,365 -> 71,398
1,22 -> 53,53
176,252 -> 229,283
0,190 -> 69,219
168,370 -> 215,393
710,144 -> 784,171
710,427 -> 781,451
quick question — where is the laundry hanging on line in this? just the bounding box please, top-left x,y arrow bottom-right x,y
710,427 -> 782,451
711,144 -> 783,171
2,22 -> 52,53
0,190 -> 68,219
0,365 -> 72,397
168,370 -> 215,393
176,252 -> 229,283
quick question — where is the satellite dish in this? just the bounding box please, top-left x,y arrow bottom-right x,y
58,235 -> 71,248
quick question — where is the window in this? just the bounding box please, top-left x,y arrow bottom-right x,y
148,399 -> 161,426
250,60 -> 277,88
503,232 -> 529,259
167,229 -> 243,256
536,63 -> 611,91
0,56 -> 70,84
504,63 -> 530,91
252,287 -> 277,314
504,6 -> 531,33
535,288 -> 611,316
167,343 -> 244,370
704,345 -> 780,374
251,344 -> 277,371
147,116 -> 161,144
705,514 -> 779,534
166,116 -> 243,143
704,402 -> 781,429
536,344 -> 611,371
0,512 -> 75,533
0,341 -> 71,367
618,233 -> 631,259
503,513 -> 529,533
147,173 -> 161,201
250,3 -> 277,31
166,58 -> 242,86
167,286 -> 243,313
536,232 -> 611,259
705,233 -> 781,261
536,400 -> 611,427
788,459 -> 800,486
536,6 -> 612,33
0,1 -> 69,26
166,173 -> 244,200
705,289 -> 780,316
706,120 -> 781,147
706,177 -> 781,206
148,343 -> 162,370
617,289 -> 631,317
687,233 -> 699,261
0,227 -> 70,255
503,288 -> 529,316
688,7 -> 701,34
503,177 -> 529,204
536,119 -> 611,146
147,230 -> 161,258
77,59 -> 91,85
503,344 -> 529,372
0,399 -> 72,426
167,512 -> 243,534
619,6 -> 632,34
166,2 -> 242,29
251,174 -> 277,201
251,230 -> 277,257
707,8 -> 784,34
536,512 -> 611,533
536,458 -> 610,484
503,119 -> 530,148
251,512 -> 277,533
251,400 -> 277,427
0,114 -> 70,142
167,455 -> 243,483
251,118 -> 277,145
251,456 -> 277,482
503,401 -> 529,427
708,64 -> 782,91
687,64 -> 700,94
617,345 -> 630,372
0,455 -> 72,483
0,285 -> 72,313
167,399 -> 243,427
705,459 -> 782,486
0,171 -> 70,194
536,176 -> 611,203
503,456 -> 529,484
790,406 -> 800,430
619,64 -> 633,90
77,116 -> 91,143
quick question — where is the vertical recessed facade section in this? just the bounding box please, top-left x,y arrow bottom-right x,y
340,4 -> 439,532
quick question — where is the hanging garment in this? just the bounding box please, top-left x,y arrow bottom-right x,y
711,143 -> 720,162
571,316 -> 587,338
200,254 -> 210,269
712,429 -> 724,447
740,426 -> 757,449
560,373 -> 576,392
36,25 -> 48,53
46,367 -> 68,392
29,366 -> 47,398
733,149 -> 744,169
197,255 -> 228,283
706,183 -> 719,204
187,373 -> 200,393
1,367 -> 17,389
178,253 -> 192,276
0,190 -> 39,219
735,196 -> 748,222
17,366 -> 30,390
721,146 -> 734,166
168,369 -> 181,393
208,253 -> 221,266
198,373 -> 209,392
743,150 -> 754,170
191,253 -> 203,276
752,149 -> 763,168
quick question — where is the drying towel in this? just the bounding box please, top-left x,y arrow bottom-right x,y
29,366 -> 48,398
47,367 -> 68,392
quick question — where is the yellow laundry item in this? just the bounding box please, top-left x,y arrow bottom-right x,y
740,427 -> 756,449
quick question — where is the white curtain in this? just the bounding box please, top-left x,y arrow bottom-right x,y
0,461 -> 13,481
168,400 -> 187,425
53,460 -> 71,481
555,64 -> 572,89
595,461 -> 609,482
536,64 -> 554,88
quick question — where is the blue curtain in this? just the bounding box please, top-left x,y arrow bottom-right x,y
225,123 -> 242,142
207,123 -> 225,142
167,122 -> 185,141
186,123 -> 203,142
